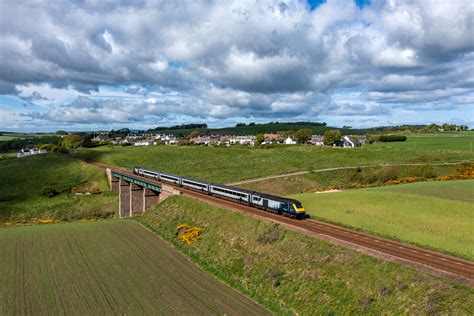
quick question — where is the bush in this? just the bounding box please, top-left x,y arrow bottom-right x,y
40,187 -> 59,198
39,143 -> 55,151
51,145 -> 68,154
378,135 -> 407,142
257,226 -> 281,244
178,140 -> 190,146
90,187 -> 101,195
121,142 -> 132,147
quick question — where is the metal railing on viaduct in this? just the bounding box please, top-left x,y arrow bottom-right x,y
106,168 -> 180,218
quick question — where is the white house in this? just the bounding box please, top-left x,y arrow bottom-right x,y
310,135 -> 324,146
134,140 -> 156,146
230,135 -> 256,146
342,136 -> 362,148
284,137 -> 297,145
17,148 -> 47,158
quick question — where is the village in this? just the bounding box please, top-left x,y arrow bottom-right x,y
92,132 -> 367,148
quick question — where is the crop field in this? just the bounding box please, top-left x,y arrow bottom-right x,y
291,179 -> 474,260
0,154 -> 116,223
78,133 -> 474,183
140,196 -> 474,314
0,220 -> 268,315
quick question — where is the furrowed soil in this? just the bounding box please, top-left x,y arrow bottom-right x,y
291,179 -> 474,260
140,196 -> 474,315
0,220 -> 269,315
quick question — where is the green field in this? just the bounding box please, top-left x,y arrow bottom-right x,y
0,154 -> 116,223
291,180 -> 474,259
78,133 -> 473,183
0,220 -> 268,315
371,133 -> 474,151
0,135 -> 19,141
140,196 -> 474,314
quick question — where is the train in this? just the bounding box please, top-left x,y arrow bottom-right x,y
133,166 -> 306,219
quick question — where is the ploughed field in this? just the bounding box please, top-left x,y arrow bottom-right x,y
77,133 -> 474,183
0,220 -> 269,315
291,179 -> 474,260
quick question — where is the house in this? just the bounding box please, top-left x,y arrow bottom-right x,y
134,140 -> 156,146
229,135 -> 256,146
342,136 -> 362,148
17,148 -> 47,158
191,136 -> 212,145
310,135 -> 324,146
92,135 -> 110,142
284,137 -> 297,145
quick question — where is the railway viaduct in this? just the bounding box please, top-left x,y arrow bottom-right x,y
106,168 -> 180,218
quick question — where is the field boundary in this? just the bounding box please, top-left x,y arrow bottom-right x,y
227,161 -> 471,185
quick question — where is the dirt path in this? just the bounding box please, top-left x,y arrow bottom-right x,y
226,161 -> 469,185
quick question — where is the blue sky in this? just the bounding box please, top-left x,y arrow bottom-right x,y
0,0 -> 473,132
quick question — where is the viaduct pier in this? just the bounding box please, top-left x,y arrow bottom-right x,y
106,168 -> 180,218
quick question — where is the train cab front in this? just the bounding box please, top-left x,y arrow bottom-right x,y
292,200 -> 306,219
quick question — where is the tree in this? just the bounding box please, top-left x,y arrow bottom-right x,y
295,128 -> 313,144
62,134 -> 82,149
256,134 -> 265,145
80,134 -> 93,148
188,131 -> 200,139
323,129 -> 341,146
55,130 -> 67,135
235,123 -> 246,127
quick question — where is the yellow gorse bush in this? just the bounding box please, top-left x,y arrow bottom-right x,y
176,224 -> 203,245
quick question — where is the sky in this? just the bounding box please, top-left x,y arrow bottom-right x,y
0,0 -> 473,132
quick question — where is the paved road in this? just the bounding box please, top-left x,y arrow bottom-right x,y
227,161 -> 470,185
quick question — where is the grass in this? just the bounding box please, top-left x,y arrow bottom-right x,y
291,180 -> 474,260
139,195 -> 474,315
0,153 -> 117,222
372,133 -> 474,151
0,220 -> 268,315
239,163 -> 463,195
77,133 -> 474,183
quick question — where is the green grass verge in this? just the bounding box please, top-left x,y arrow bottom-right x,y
140,195 -> 474,315
77,133 -> 474,183
0,153 -> 117,222
0,220 -> 268,315
291,180 -> 474,260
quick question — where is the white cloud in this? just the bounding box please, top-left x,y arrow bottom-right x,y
0,0 -> 473,129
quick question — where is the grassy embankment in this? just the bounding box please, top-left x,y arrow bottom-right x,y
0,220 -> 268,315
139,196 -> 474,315
239,163 -> 469,195
77,133 -> 473,184
291,180 -> 474,260
0,153 -> 116,223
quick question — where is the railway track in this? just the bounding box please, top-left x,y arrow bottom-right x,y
87,161 -> 474,285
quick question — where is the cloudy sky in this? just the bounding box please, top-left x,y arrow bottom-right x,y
0,0 -> 473,132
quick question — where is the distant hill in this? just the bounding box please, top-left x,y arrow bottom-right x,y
150,122 -> 365,136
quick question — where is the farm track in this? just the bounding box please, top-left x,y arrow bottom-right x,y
88,161 -> 474,285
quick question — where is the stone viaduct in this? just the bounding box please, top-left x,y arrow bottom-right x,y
106,168 -> 180,218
